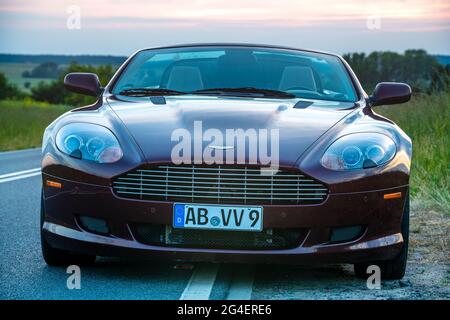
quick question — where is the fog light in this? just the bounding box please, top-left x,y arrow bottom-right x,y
329,225 -> 364,244
78,216 -> 109,235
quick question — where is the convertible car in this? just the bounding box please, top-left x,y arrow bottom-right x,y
40,44 -> 412,279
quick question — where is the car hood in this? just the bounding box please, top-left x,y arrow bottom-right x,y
107,95 -> 355,167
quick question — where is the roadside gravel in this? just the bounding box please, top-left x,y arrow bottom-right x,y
251,200 -> 450,300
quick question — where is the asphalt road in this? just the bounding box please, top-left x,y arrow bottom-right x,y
0,148 -> 448,300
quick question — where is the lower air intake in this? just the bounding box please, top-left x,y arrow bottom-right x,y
133,224 -> 306,250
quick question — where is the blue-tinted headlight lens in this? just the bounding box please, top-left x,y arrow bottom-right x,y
64,135 -> 83,153
55,123 -> 123,163
341,146 -> 362,167
86,137 -> 105,158
321,133 -> 396,170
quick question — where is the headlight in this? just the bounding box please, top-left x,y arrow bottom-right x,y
321,133 -> 396,170
55,123 -> 123,163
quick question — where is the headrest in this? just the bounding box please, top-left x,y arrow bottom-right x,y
278,66 -> 317,92
166,66 -> 204,92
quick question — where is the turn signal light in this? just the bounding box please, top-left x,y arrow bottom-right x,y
46,180 -> 62,189
383,192 -> 401,200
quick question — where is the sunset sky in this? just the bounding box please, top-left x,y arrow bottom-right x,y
0,0 -> 449,55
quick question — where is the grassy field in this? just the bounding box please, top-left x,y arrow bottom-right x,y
0,99 -> 69,151
0,94 -> 448,213
378,92 -> 449,214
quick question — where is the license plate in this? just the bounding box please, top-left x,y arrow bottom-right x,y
173,203 -> 263,232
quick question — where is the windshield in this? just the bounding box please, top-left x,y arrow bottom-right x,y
111,46 -> 358,102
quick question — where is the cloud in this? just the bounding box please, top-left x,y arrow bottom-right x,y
1,0 -> 449,26
0,0 -> 449,54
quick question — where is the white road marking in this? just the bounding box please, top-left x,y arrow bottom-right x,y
0,168 -> 41,184
0,167 -> 41,179
226,265 -> 254,300
180,264 -> 219,300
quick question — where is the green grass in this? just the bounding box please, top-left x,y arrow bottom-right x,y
377,92 -> 450,214
0,99 -> 69,151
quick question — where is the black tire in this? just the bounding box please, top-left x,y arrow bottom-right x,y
40,191 -> 96,266
354,191 -> 409,280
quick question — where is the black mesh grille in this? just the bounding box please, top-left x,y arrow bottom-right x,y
133,224 -> 306,250
112,164 -> 327,205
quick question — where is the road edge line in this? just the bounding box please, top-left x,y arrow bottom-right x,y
180,263 -> 220,300
0,167 -> 41,179
0,171 -> 41,184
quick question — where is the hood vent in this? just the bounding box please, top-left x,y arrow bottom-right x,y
149,96 -> 167,105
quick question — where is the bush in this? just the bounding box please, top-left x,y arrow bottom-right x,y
30,81 -> 65,104
0,72 -> 25,100
31,63 -> 116,107
22,62 -> 61,78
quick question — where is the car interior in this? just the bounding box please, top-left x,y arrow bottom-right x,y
159,51 -> 323,95
115,48 -> 356,101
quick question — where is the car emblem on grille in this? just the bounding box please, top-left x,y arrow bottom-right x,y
207,145 -> 235,150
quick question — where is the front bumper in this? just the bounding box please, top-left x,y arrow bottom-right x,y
42,173 -> 407,264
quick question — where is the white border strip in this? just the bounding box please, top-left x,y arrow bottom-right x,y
180,264 -> 219,300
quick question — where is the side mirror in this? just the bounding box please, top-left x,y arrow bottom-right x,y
64,73 -> 102,97
370,82 -> 411,107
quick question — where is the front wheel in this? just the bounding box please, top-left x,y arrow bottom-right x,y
40,191 -> 96,266
354,191 -> 409,280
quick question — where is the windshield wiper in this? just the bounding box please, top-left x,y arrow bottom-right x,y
119,87 -> 295,99
191,87 -> 296,99
119,88 -> 187,97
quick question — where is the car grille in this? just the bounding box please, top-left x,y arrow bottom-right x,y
133,224 -> 307,250
112,164 -> 328,205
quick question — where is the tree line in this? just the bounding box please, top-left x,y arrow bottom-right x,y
343,49 -> 450,93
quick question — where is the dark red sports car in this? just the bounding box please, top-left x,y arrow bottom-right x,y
40,44 -> 412,279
